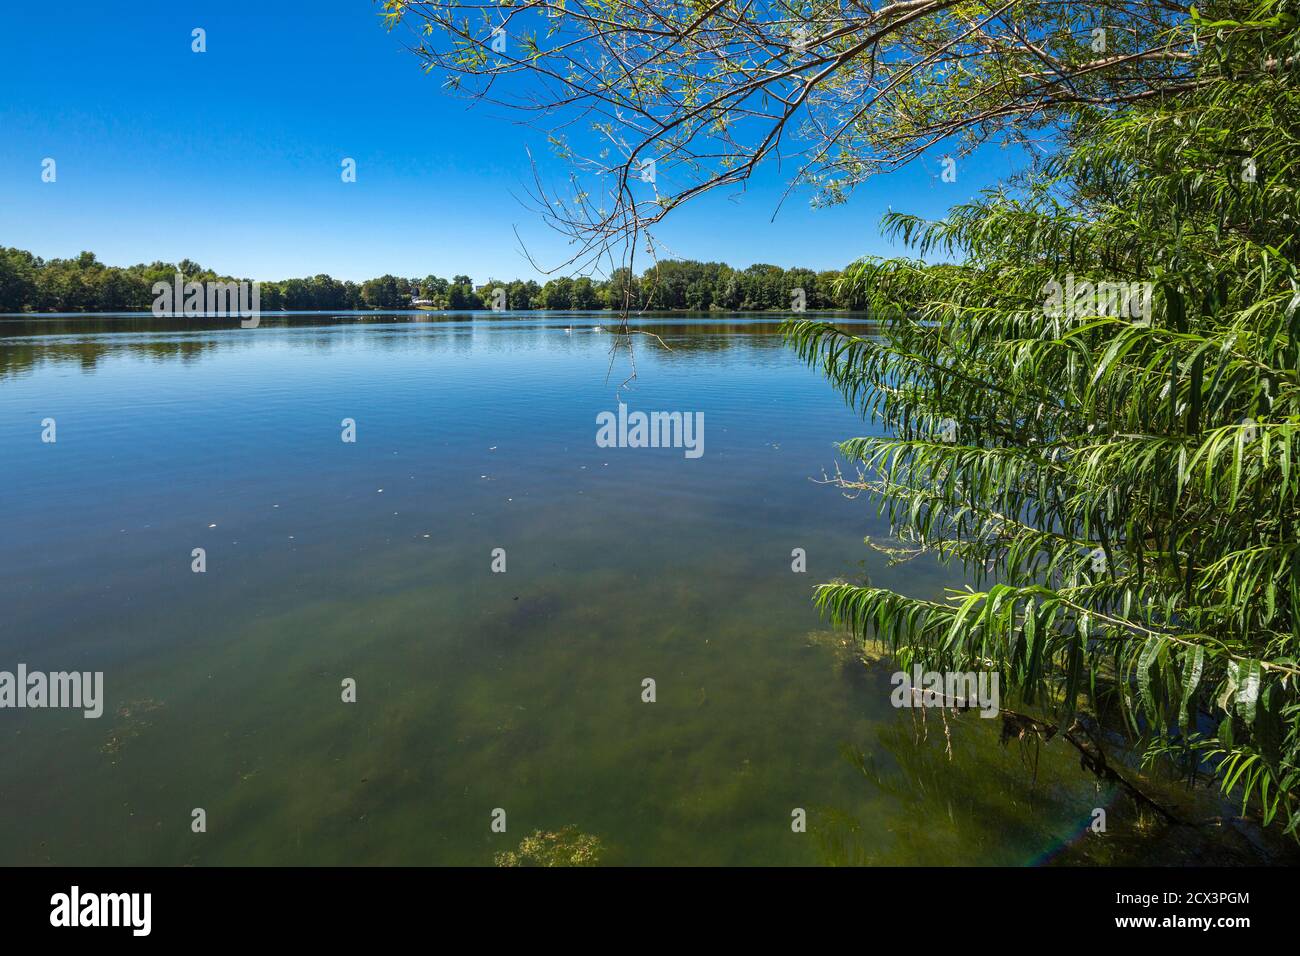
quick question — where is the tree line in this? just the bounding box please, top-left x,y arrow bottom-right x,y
0,247 -> 858,313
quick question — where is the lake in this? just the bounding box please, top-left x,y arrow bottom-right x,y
0,311 -> 1289,865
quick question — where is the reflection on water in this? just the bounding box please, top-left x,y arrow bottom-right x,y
0,311 -> 830,382
0,312 -> 1292,865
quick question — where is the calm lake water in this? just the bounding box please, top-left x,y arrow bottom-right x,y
0,311 -> 1291,865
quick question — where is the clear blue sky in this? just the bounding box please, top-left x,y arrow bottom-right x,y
0,1 -> 1019,283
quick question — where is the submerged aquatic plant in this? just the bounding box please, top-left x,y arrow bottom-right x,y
494,826 -> 605,867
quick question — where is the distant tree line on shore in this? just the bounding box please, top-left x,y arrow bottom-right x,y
0,247 -> 862,313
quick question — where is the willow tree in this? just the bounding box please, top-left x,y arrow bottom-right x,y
787,2 -> 1300,831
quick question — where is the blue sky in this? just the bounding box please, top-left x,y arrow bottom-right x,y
0,1 -> 1020,282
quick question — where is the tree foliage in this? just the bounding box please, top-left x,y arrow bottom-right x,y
386,0 -> 1198,270
785,0 -> 1300,831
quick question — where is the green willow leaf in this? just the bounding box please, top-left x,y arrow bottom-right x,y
1180,645 -> 1206,730
1235,659 -> 1263,726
